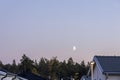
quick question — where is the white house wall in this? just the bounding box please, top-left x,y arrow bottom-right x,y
93,64 -> 120,80
93,65 -> 106,80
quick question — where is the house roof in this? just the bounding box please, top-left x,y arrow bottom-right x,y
0,68 -> 16,76
0,69 -> 28,80
18,72 -> 46,80
94,56 -> 120,75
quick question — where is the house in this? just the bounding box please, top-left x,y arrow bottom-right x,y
18,72 -> 46,80
88,56 -> 120,80
0,68 -> 46,80
0,69 -> 27,80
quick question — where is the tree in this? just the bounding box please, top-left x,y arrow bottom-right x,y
79,60 -> 87,78
0,60 -> 3,68
11,59 -> 17,73
38,57 -> 50,78
49,57 -> 59,80
0,55 -> 89,80
68,57 -> 74,65
67,57 -> 75,78
58,60 -> 68,79
19,54 -> 34,72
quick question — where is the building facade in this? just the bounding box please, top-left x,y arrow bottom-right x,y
92,56 -> 120,80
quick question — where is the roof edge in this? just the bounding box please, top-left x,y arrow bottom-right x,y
103,71 -> 120,75
93,56 -> 104,74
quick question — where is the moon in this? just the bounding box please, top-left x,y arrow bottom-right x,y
73,46 -> 77,51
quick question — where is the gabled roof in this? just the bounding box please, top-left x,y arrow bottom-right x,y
18,72 -> 46,80
94,56 -> 120,75
0,68 -> 16,76
0,68 -> 27,80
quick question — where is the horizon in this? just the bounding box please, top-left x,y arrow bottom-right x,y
1,0 -> 120,64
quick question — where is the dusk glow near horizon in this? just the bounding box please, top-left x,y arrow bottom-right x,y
0,0 -> 120,64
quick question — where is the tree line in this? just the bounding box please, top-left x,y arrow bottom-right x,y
0,54 -> 89,80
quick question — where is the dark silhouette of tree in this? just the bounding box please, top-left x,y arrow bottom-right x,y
19,54 -> 34,72
11,59 -> 17,73
38,57 -> 50,78
0,60 -> 3,68
49,57 -> 59,80
0,54 -> 89,80
67,57 -> 75,79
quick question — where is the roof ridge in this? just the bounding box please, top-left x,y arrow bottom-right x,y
95,55 -> 120,57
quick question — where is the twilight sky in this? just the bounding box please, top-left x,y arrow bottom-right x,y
0,0 -> 120,64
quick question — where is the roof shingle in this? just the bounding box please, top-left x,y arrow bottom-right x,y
94,56 -> 120,75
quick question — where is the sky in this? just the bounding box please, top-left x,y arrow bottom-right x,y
0,0 -> 120,64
